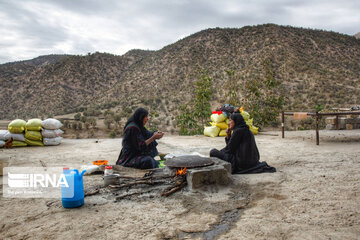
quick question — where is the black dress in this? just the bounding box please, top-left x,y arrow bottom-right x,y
116,123 -> 159,169
210,113 -> 275,174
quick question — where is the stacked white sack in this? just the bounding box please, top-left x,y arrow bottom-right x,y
0,129 -> 26,147
41,118 -> 63,146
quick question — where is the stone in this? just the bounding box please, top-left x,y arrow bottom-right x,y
337,117 -> 346,129
186,157 -> 232,190
356,116 -> 360,124
346,124 -> 354,130
346,115 -> 358,119
326,124 -> 336,130
345,118 -> 356,124
325,117 -> 337,125
186,166 -> 229,189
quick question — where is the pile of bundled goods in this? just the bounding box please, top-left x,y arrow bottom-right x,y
204,104 -> 259,137
0,118 -> 63,148
204,111 -> 228,137
41,118 -> 63,146
2,119 -> 27,147
240,110 -> 259,135
25,119 -> 44,146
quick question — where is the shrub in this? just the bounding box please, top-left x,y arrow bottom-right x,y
109,131 -> 117,138
86,117 -> 97,128
83,108 -> 101,116
104,110 -> 115,117
64,120 -> 71,129
80,116 -> 87,123
88,129 -> 95,138
74,113 -> 81,121
104,117 -> 114,129
176,69 -> 213,135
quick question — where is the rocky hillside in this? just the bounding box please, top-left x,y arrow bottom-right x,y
355,32 -> 360,39
1,24 -> 360,132
0,51 -> 152,119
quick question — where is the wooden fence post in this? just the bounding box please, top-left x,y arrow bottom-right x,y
282,111 -> 285,138
316,112 -> 319,145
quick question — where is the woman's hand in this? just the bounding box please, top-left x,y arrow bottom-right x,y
153,131 -> 164,140
225,128 -> 232,139
146,131 -> 164,146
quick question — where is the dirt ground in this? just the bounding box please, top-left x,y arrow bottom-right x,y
0,130 -> 360,239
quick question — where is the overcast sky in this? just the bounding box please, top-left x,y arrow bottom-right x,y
0,0 -> 359,64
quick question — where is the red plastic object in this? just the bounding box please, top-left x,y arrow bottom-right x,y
212,110 -> 223,115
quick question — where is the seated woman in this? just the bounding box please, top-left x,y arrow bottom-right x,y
210,112 -> 275,174
116,108 -> 164,169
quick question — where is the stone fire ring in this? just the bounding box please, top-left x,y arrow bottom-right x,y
164,155 -> 215,168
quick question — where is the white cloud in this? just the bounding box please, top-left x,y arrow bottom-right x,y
0,0 -> 359,63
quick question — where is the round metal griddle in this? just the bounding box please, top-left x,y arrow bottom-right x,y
164,155 -> 214,168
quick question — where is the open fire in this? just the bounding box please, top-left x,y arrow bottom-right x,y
175,167 -> 187,176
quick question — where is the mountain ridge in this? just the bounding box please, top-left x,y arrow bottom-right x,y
1,24 -> 359,131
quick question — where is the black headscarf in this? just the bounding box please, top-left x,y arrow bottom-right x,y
230,113 -> 249,130
124,108 -> 149,136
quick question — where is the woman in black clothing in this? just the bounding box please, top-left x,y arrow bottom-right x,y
210,112 -> 275,174
116,108 -> 164,169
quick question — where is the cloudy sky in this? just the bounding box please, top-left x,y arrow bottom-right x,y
0,0 -> 359,64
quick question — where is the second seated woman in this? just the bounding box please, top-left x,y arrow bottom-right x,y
210,112 -> 275,174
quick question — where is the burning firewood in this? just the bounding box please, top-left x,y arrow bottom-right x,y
175,167 -> 187,176
161,174 -> 187,197
161,182 -> 187,197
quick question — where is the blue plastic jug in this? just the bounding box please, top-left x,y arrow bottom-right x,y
61,168 -> 86,208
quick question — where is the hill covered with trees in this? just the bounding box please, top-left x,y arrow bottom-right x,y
1,24 -> 359,133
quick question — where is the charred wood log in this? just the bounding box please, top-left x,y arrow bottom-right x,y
115,190 -> 153,201
161,175 -> 187,197
84,189 -> 100,197
109,179 -> 169,189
